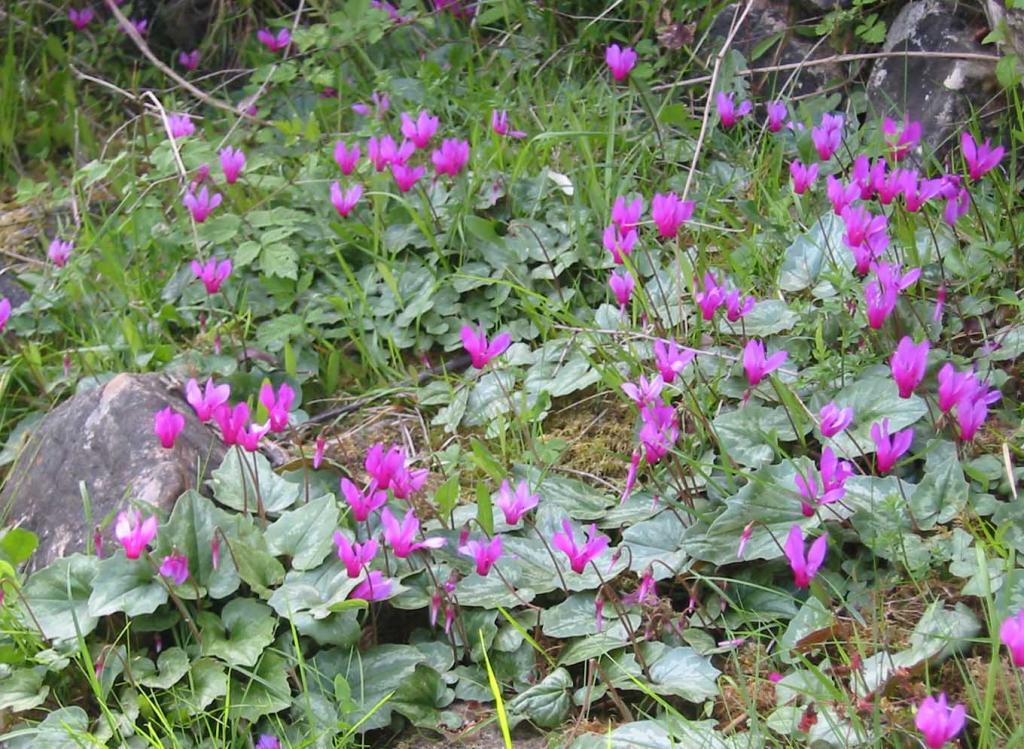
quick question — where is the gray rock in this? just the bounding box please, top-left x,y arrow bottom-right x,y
1,373 -> 226,570
867,0 -> 997,154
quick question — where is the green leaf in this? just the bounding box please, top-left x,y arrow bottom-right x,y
228,652 -> 291,722
196,214 -> 241,245
87,556 -> 168,618
0,668 -> 49,712
825,376 -> 927,457
714,404 -> 805,468
514,464 -> 612,521
434,474 -> 461,519
156,490 -> 240,599
335,644 -> 427,730
508,667 -> 572,727
4,706 -> 88,749
390,665 -> 454,728
778,213 -> 845,292
210,449 -> 300,515
541,593 -> 637,639
20,555 -> 99,640
475,482 -> 494,536
268,558 -> 360,619
164,658 -> 227,719
620,511 -> 689,579
138,647 -> 190,689
228,518 -> 286,596
200,598 -> 277,667
265,494 -> 339,570
607,642 -> 720,702
0,528 -> 38,566
910,440 -> 969,529
260,242 -> 299,280
725,300 -> 799,336
780,596 -> 835,664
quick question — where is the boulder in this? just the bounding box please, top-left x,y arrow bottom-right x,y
1,373 -> 226,570
867,0 -> 998,155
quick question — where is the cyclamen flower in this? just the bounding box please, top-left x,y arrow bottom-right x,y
400,111 -> 439,149
352,91 -> 390,118
115,510 -> 158,559
381,508 -> 446,558
183,187 -> 222,223
742,339 -> 787,387
716,92 -> 752,129
159,554 -> 189,585
167,114 -> 195,139
605,44 -> 637,82
852,155 -> 885,200
330,182 -> 363,217
784,525 -> 827,588
178,50 -> 200,71
364,442 -> 405,490
255,735 -> 281,749
219,147 -> 245,184
432,139 -> 470,176
256,28 -> 291,53
826,176 -> 859,216
48,238 -> 73,267
388,464 -> 429,500
652,339 -> 695,384
212,402 -> 250,446
795,447 -> 852,517
841,205 -> 889,274
191,257 -> 232,293
725,289 -> 755,322
820,447 -> 853,495
459,536 -> 503,576
131,18 -> 149,35
368,135 -> 406,171
621,450 -> 641,504
552,519 -> 609,573
334,533 -> 378,578
611,196 -> 644,232
765,101 -> 787,132
789,160 -> 819,194
651,192 -> 694,238
961,132 -> 1004,181
313,436 -> 326,469
915,693 -> 966,749
811,113 -> 843,160
999,610 -> 1024,667
937,364 -> 977,413
0,298 -> 10,333
460,324 -> 511,368
943,186 -> 970,226
491,110 -> 526,138
622,569 -> 657,606
876,168 -> 912,206
350,570 -> 394,602
609,271 -> 634,309
870,418 -> 912,474
694,272 -> 725,321
259,382 -> 294,432
603,224 -> 637,264
621,374 -> 664,408
864,262 -> 919,329
882,117 -> 922,161
340,478 -> 388,522
494,479 -> 539,524
392,163 -> 426,193
153,407 -> 185,449
890,336 -> 929,398
237,420 -> 270,453
333,141 -> 361,175
185,378 -> 230,422
638,403 -> 679,464
819,402 -> 853,437
955,384 -> 1000,441
69,7 -> 94,30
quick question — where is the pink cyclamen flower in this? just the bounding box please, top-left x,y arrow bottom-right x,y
350,570 -> 393,602
1000,610 -> 1024,667
259,382 -> 294,432
219,146 -> 245,184
48,238 -> 73,267
494,479 -> 539,524
621,374 -> 664,408
191,257 -> 232,293
724,289 -> 755,322
192,163 -> 210,187
255,735 -> 281,749
313,436 -> 326,469
333,141 -> 361,175
609,270 -> 634,309
902,175 -> 946,213
183,187 -> 222,223
742,339 -> 787,387
737,522 -> 754,560
795,448 -> 851,517
605,44 -> 637,82
400,110 -> 439,149
552,519 -> 610,573
131,18 -> 149,35
651,192 -> 694,238
870,418 -> 912,474
944,186 -> 970,226
864,261 -> 919,329
432,139 -> 470,176
602,224 -> 637,264
388,463 -> 429,500
694,272 -> 725,321
876,168 -> 913,205
766,101 -> 787,132
716,92 -> 752,129
459,535 -> 503,576
652,339 -> 695,384
381,507 -> 446,558
212,402 -> 250,446
621,450 -> 641,504
167,113 -> 195,139
392,163 -> 426,193
937,364 -> 978,413
882,117 -> 922,161
961,132 -> 1004,181
915,693 -> 966,749
638,403 -> 679,464
256,28 -> 291,53
890,336 -> 929,398
69,7 -> 94,30
826,176 -> 859,216
334,533 -> 378,578
819,402 -> 853,437
0,298 -> 10,332
841,205 -> 889,274
955,383 -> 1000,442
237,419 -> 270,453
185,377 -> 230,422
330,181 -> 363,217
153,407 -> 186,449
115,510 -> 158,559
178,50 -> 200,71
789,160 -> 819,194
491,110 -> 526,138
611,196 -> 644,232
622,569 -> 657,607
340,477 -> 388,522
364,442 -> 405,490
460,324 -> 511,368
820,446 -> 853,495
784,524 -> 827,588
368,135 -> 404,171
811,113 -> 843,160
159,554 -> 189,585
